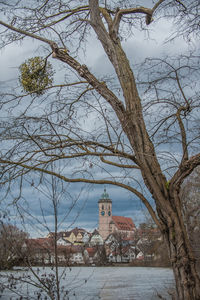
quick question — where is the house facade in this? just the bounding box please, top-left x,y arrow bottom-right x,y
89,229 -> 104,246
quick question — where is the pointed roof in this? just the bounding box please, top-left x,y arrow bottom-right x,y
71,227 -> 86,235
98,188 -> 112,203
112,216 -> 135,231
91,229 -> 100,236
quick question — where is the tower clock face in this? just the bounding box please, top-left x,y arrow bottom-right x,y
108,211 -> 111,216
101,211 -> 105,216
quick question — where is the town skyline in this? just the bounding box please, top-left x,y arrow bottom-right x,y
22,185 -> 149,238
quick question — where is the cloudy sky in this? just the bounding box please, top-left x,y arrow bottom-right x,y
0,38 -> 150,237
0,1 -> 194,237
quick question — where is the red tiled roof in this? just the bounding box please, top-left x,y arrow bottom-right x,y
112,216 -> 135,231
86,247 -> 97,257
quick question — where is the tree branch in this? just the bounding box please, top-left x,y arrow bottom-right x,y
50,45 -> 125,119
0,158 -> 160,228
0,18 -> 125,121
176,107 -> 189,163
170,154 -> 200,192
112,0 -> 166,35
100,156 -> 140,169
0,20 -> 53,45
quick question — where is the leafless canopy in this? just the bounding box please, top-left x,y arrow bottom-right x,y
0,1 -> 200,298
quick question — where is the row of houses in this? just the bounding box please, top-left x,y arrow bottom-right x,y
22,226 -> 162,265
47,227 -> 94,246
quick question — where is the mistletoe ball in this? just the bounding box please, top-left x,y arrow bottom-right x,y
19,56 -> 54,96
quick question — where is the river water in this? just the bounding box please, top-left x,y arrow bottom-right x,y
0,266 -> 174,299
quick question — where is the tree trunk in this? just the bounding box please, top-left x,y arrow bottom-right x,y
161,193 -> 200,300
124,117 -> 200,299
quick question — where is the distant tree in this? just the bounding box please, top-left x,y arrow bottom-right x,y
137,223 -> 158,261
137,221 -> 170,265
0,223 -> 28,270
95,244 -> 108,266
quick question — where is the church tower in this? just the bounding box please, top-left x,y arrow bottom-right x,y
98,188 -> 112,240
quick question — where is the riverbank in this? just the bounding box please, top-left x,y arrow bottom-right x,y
13,259 -> 171,269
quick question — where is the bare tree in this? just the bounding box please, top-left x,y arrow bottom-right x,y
93,244 -> 108,266
137,222 -> 169,265
0,165 -> 86,299
0,223 -> 28,270
0,1 -> 200,299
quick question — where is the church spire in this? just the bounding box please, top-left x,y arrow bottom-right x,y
101,188 -> 109,199
98,187 -> 112,203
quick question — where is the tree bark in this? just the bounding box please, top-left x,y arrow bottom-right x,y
163,193 -> 200,299
123,119 -> 200,300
